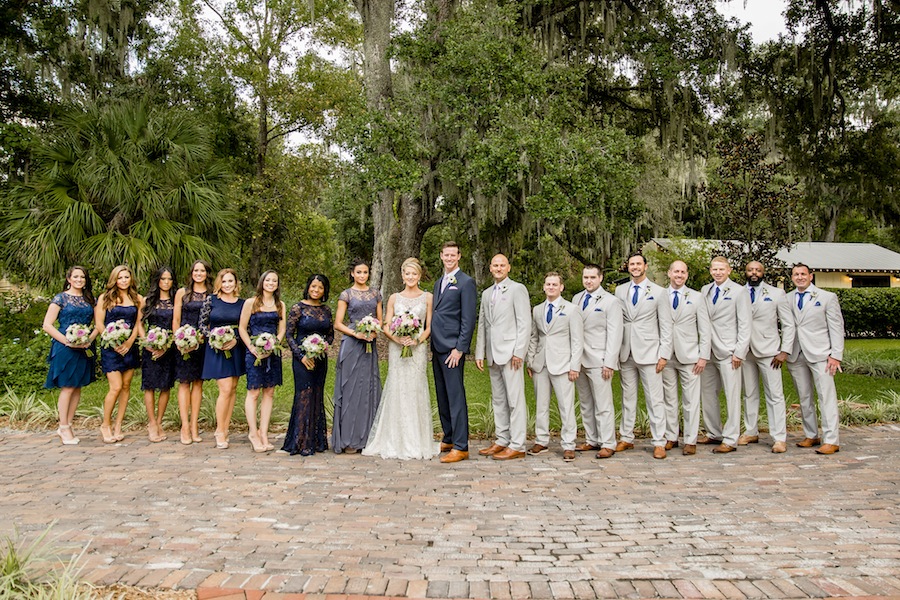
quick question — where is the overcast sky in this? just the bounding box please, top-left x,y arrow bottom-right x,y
717,0 -> 789,42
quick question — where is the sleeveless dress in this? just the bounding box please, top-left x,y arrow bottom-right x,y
331,288 -> 382,453
282,303 -> 333,456
45,292 -> 96,389
175,290 -> 207,383
200,295 -> 247,380
245,309 -> 283,389
100,304 -> 140,374
363,293 -> 437,460
141,298 -> 176,391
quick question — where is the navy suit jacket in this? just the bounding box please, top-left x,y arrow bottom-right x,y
431,270 -> 477,355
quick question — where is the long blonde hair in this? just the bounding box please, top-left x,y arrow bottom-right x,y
102,265 -> 141,308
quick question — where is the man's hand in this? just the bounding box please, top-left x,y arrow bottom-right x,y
568,370 -> 580,382
692,358 -> 707,376
731,355 -> 743,370
445,348 -> 463,368
601,366 -> 614,381
826,356 -> 842,376
655,358 -> 667,373
475,359 -> 484,372
511,356 -> 523,370
771,351 -> 788,369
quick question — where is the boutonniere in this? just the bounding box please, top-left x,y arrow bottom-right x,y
554,304 -> 567,318
723,287 -> 731,296
499,284 -> 508,293
761,287 -> 770,298
810,291 -> 819,301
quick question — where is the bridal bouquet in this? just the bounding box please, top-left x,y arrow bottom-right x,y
209,325 -> 236,359
174,324 -> 202,359
354,315 -> 381,353
390,311 -> 421,358
99,319 -> 131,350
139,326 -> 172,359
65,323 -> 94,357
251,332 -> 284,366
301,334 -> 330,361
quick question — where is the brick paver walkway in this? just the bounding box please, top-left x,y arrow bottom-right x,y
2,425 -> 900,599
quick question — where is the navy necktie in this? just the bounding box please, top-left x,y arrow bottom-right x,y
798,291 -> 806,310
750,287 -> 756,303
672,290 -> 679,310
713,287 -> 720,305
546,303 -> 553,324
582,293 -> 591,310
631,285 -> 639,306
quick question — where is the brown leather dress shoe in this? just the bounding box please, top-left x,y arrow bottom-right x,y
738,434 -> 759,445
653,446 -> 666,459
563,450 -> 575,462
712,443 -> 736,453
575,442 -> 601,452
595,448 -> 615,459
440,442 -> 454,452
615,441 -> 634,452
527,444 -> 548,455
697,435 -> 723,445
664,440 -> 679,450
815,444 -> 840,455
796,437 -> 821,448
492,448 -> 525,460
682,444 -> 696,455
440,449 -> 469,463
771,441 -> 787,453
478,443 -> 506,456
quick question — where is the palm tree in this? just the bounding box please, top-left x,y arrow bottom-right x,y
1,98 -> 238,286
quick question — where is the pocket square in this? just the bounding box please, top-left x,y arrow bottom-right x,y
723,297 -> 732,301
447,286 -> 458,291
815,301 -> 821,306
593,308 -> 603,312
647,296 -> 655,300
764,297 -> 773,302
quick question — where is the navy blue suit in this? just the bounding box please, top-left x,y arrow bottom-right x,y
431,270 -> 477,451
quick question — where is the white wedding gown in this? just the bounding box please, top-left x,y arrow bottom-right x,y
363,293 -> 438,460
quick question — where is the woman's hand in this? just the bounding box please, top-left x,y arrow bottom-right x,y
151,348 -> 166,360
115,343 -> 131,356
222,339 -> 237,351
399,336 -> 417,347
301,356 -> 315,370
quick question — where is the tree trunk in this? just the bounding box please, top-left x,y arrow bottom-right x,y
823,204 -> 840,242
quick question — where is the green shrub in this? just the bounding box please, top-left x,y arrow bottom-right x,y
829,287 -> 900,338
0,292 -> 49,340
0,335 -> 51,391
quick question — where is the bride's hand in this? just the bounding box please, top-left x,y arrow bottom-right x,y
399,336 -> 417,347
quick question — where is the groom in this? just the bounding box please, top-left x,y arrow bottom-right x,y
431,241 -> 477,463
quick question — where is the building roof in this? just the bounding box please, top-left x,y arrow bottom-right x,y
650,239 -> 900,274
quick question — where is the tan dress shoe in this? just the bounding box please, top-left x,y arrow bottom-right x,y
664,440 -> 679,450
796,437 -> 821,448
563,450 -> 575,462
771,441 -> 787,453
682,444 -> 696,455
738,434 -> 759,445
478,443 -> 506,456
815,444 -> 840,455
595,448 -> 615,459
575,442 -> 601,452
528,444 -> 549,455
697,435 -> 723,445
653,446 -> 666,459
492,448 -> 525,460
712,443 -> 736,453
440,442 -> 454,452
615,441 -> 634,452
440,449 -> 469,463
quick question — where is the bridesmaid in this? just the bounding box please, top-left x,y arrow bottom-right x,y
238,270 -> 286,453
331,259 -> 383,454
173,259 -> 212,445
199,268 -> 246,449
42,266 -> 97,445
94,265 -> 143,443
283,274 -> 333,456
141,266 -> 177,443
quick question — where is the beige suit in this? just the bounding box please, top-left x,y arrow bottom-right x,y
475,277 -> 532,452
786,284 -> 844,445
615,279 -> 672,447
661,286 -> 710,446
528,299 -> 584,451
700,280 -> 751,447
571,289 -> 624,449
742,282 -> 795,442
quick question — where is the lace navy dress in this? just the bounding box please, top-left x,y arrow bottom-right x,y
175,290 -> 207,383
245,310 -> 283,389
331,288 -> 382,453
200,295 -> 246,380
45,293 -> 96,389
100,304 -> 140,374
141,298 -> 176,391
283,302 -> 333,455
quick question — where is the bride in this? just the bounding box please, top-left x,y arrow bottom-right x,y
363,257 -> 438,459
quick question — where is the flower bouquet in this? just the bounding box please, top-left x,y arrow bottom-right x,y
209,325 -> 236,359
139,326 -> 172,359
174,324 -> 202,360
301,334 -> 330,362
250,332 -> 284,366
99,319 -> 131,350
390,311 -> 421,358
354,315 -> 381,353
65,323 -> 94,357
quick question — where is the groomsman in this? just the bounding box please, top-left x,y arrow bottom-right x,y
475,254 -> 531,460
527,272 -> 584,462
570,265 -> 623,459
661,260 -> 710,456
786,263 -> 845,455
615,254 -> 672,459
699,256 -> 751,453
741,261 -> 795,453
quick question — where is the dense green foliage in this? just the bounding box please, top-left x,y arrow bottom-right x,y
830,287 -> 900,339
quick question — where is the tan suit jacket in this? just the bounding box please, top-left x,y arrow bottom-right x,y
786,284 -> 844,363
570,289 -> 623,370
747,282 -> 795,357
665,286 -> 711,364
700,279 -> 751,361
475,277 -> 531,367
615,279 -> 672,365
527,299 -> 584,375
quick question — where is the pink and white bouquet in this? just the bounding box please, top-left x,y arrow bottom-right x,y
65,323 -> 94,357
250,332 -> 284,366
99,319 -> 131,349
390,311 -> 421,358
354,315 -> 381,353
139,326 -> 172,359
301,334 -> 330,362
209,325 -> 236,359
174,324 -> 202,360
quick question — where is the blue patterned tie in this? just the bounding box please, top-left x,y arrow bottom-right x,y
672,290 -> 679,310
546,303 -> 553,324
631,285 -> 639,306
798,291 -> 805,310
750,287 -> 756,303
582,293 -> 591,310
713,287 -> 720,305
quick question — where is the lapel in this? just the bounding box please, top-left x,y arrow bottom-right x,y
434,278 -> 443,308
540,300 -> 553,334
486,280 -> 504,322
624,283 -> 639,320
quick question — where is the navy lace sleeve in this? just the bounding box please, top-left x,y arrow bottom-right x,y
198,295 -> 213,337
286,303 -> 303,356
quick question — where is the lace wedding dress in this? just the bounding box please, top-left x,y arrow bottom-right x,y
362,292 -> 438,459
